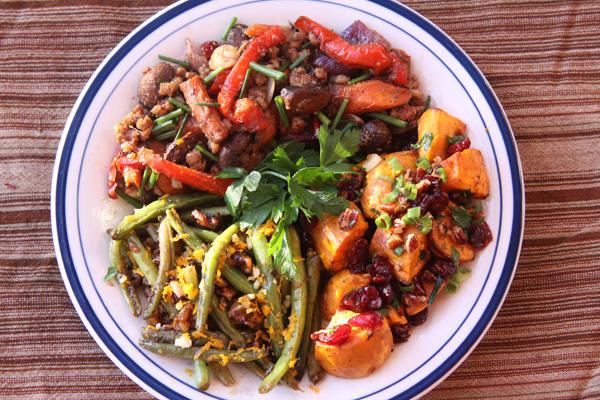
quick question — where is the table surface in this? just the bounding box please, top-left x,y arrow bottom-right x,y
1,1 -> 599,399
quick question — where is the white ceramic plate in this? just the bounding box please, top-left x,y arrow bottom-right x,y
51,0 -> 524,399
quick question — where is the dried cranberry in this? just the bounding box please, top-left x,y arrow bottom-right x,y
338,208 -> 359,230
391,323 -> 411,343
409,308 -> 428,326
447,137 -> 471,156
299,215 -> 316,248
347,238 -> 369,273
310,324 -> 351,346
414,190 -> 449,214
341,285 -> 382,312
377,283 -> 396,306
368,256 -> 394,284
428,258 -> 456,278
200,40 -> 219,59
469,221 -> 493,249
338,169 -> 365,201
348,312 -> 383,330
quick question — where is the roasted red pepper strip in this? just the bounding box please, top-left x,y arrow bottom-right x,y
208,67 -> 231,96
294,16 -> 392,75
388,51 -> 409,86
217,26 -> 286,131
107,148 -> 121,199
139,149 -> 232,195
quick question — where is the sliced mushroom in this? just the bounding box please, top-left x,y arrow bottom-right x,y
138,63 -> 175,108
279,85 -> 331,115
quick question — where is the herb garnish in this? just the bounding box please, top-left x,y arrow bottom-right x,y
401,206 -> 433,234
412,132 -> 433,151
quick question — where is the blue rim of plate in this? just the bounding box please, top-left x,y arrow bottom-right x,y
52,0 -> 524,399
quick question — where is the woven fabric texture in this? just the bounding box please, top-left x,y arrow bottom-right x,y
0,1 -> 599,399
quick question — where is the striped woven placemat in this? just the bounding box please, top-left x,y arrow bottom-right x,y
1,1 -> 599,399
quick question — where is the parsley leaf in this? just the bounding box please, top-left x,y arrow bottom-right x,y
451,206 -> 472,230
103,266 -> 118,281
217,167 -> 247,179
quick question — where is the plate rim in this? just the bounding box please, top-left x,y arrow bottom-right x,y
51,0 -> 525,399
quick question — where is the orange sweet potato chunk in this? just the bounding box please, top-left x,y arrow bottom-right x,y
440,148 -> 489,198
417,108 -> 466,161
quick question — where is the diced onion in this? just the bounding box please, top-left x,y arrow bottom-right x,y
209,44 -> 239,70
363,153 -> 383,172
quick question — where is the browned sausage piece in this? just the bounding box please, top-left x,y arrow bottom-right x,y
179,76 -> 229,144
280,85 -> 331,115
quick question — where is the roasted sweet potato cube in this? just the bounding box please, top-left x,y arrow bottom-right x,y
429,215 -> 475,262
310,203 -> 369,272
417,108 -> 466,161
440,148 -> 489,198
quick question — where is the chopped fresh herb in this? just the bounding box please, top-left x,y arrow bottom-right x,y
103,266 -> 118,281
289,52 -> 308,69
249,62 -> 287,81
147,171 -> 159,189
367,112 -> 408,128
428,275 -> 443,305
158,55 -> 189,68
448,135 -> 466,144
405,206 -> 421,220
416,157 -> 432,171
423,95 -> 431,111
436,167 -> 447,182
331,98 -> 349,131
419,215 -> 433,234
375,212 -> 392,229
348,70 -> 371,85
403,182 -> 418,201
412,132 -> 433,150
402,206 -> 433,234
382,192 -> 398,204
217,167 -> 248,179
451,247 -> 461,267
389,157 -> 404,173
397,283 -> 414,293
472,217 -> 485,226
153,129 -> 178,141
315,110 -> 331,126
239,68 -> 252,99
203,66 -> 225,85
451,206 -> 472,230
195,144 -> 219,163
195,102 -> 220,107
473,200 -> 483,214
168,97 -> 191,113
393,245 -> 404,256
173,112 -> 189,141
222,16 -> 238,42
274,96 -> 289,128
152,120 -> 176,135
154,108 -> 184,125
374,173 -> 394,183
446,261 -> 471,294
138,166 -> 151,197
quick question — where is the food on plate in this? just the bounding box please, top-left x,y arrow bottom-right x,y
103,15 -> 493,393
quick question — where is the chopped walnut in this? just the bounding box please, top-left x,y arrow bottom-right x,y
150,100 -> 175,117
158,77 -> 183,97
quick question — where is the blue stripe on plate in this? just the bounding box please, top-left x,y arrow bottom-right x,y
54,0 -> 523,399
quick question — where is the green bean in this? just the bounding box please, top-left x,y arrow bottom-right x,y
138,339 -> 265,362
247,360 -> 300,391
210,296 -> 246,347
307,296 -> 323,384
126,233 -> 158,285
250,231 -> 284,358
259,226 -> 307,393
296,253 -> 321,379
221,263 -> 255,294
141,327 -> 229,347
194,359 -> 210,390
165,209 -> 204,250
110,239 -> 141,317
143,219 -> 173,319
112,194 -> 219,240
196,223 -> 239,332
209,362 -> 235,386
200,206 -> 231,217
190,227 -> 219,243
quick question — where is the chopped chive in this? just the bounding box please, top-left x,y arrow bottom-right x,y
367,112 -> 408,128
115,187 -> 143,208
249,62 -> 287,81
147,171 -> 159,190
278,59 -> 291,72
428,275 -> 444,305
289,52 -> 308,69
315,111 -> 331,125
424,95 -> 431,111
222,16 -> 238,42
341,121 -> 354,132
154,129 -> 178,141
195,144 -> 219,163
158,55 -> 189,68
195,102 -> 220,107
174,112 -> 189,141
348,70 -> 371,85
168,97 -> 191,113
138,167 -> 151,197
154,108 -> 184,125
238,68 -> 252,99
204,66 -> 225,85
274,96 -> 289,128
331,97 -> 349,131
152,120 -> 176,135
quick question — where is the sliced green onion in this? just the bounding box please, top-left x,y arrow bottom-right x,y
289,52 -> 308,69
348,70 -> 371,85
367,112 -> 408,128
393,245 -> 404,256
195,102 -> 220,107
375,211 -> 391,230
174,113 -> 189,141
204,66 -> 225,85
158,55 -> 189,68
403,182 -> 417,201
315,111 -> 331,126
406,206 -> 421,220
249,62 -> 287,81
428,275 -> 443,305
424,95 -> 431,111
436,167 -> 447,183
152,120 -> 176,135
154,129 -> 178,141
238,68 -> 252,99
168,98 -> 191,113
274,96 -> 289,128
147,171 -> 159,190
381,192 -> 398,204
331,97 -> 349,131
222,16 -> 238,42
416,157 -> 432,171
115,187 -> 143,208
138,167 -> 151,197
397,283 -> 414,293
195,144 -> 219,163
389,157 -> 403,173
154,108 -> 184,125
